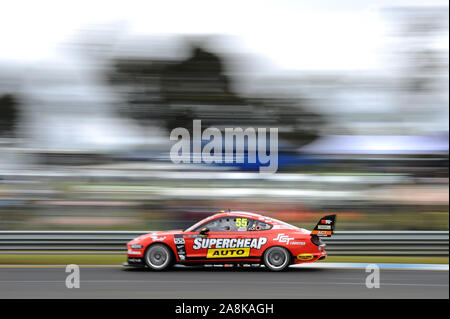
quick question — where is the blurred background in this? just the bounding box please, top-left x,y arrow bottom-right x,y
0,0 -> 448,232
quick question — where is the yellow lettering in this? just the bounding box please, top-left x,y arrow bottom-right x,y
207,248 -> 251,258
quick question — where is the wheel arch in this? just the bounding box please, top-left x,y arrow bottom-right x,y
144,241 -> 177,261
262,245 -> 295,264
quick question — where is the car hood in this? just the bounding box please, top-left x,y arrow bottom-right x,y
131,229 -> 184,242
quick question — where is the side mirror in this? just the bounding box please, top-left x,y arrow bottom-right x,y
200,227 -> 209,235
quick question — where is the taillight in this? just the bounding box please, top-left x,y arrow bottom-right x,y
310,235 -> 323,246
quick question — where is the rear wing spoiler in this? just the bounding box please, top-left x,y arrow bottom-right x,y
310,214 -> 336,237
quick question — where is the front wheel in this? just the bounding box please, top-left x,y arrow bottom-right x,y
144,244 -> 173,271
263,247 -> 291,271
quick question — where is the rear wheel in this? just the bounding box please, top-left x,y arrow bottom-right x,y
144,244 -> 173,271
263,247 -> 290,271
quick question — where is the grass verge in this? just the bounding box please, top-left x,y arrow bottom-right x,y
0,254 -> 126,265
0,254 -> 447,265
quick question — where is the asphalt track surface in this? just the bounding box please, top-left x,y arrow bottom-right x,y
0,265 -> 447,299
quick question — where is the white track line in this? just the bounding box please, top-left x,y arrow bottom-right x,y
292,263 -> 449,271
0,263 -> 447,270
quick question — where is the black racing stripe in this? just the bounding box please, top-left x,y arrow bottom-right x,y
184,256 -> 261,261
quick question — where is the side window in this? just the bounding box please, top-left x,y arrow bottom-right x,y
248,220 -> 273,231
195,217 -> 272,232
197,218 -> 234,232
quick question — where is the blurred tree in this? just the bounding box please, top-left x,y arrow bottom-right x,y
387,7 -> 448,93
0,94 -> 18,137
384,7 -> 449,135
108,42 -> 325,147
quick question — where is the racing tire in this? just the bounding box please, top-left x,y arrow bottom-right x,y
263,246 -> 291,271
144,244 -> 173,271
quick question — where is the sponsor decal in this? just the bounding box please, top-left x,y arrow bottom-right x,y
297,253 -> 314,261
273,233 -> 294,244
317,225 -> 331,230
127,250 -> 142,255
291,241 -> 306,245
151,236 -> 166,241
311,230 -> 332,236
174,237 -> 185,245
321,219 -> 332,225
193,237 -> 267,250
207,248 -> 251,258
128,258 -> 142,263
174,234 -> 186,260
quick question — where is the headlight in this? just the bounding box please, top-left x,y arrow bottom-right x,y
130,244 -> 143,249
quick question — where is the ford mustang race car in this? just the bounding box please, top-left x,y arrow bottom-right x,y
125,211 -> 336,271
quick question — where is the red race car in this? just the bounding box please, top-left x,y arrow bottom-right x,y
125,211 -> 336,271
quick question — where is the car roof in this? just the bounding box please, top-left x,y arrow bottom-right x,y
210,211 -> 284,225
184,211 -> 300,232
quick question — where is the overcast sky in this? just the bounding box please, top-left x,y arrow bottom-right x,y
1,0 -> 448,71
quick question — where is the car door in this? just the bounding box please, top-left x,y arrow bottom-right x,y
184,217 -> 243,260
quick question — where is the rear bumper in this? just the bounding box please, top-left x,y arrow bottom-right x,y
293,251 -> 327,264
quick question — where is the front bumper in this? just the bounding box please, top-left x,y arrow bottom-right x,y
123,257 -> 146,268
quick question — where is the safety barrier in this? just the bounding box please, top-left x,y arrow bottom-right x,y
0,230 -> 447,256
